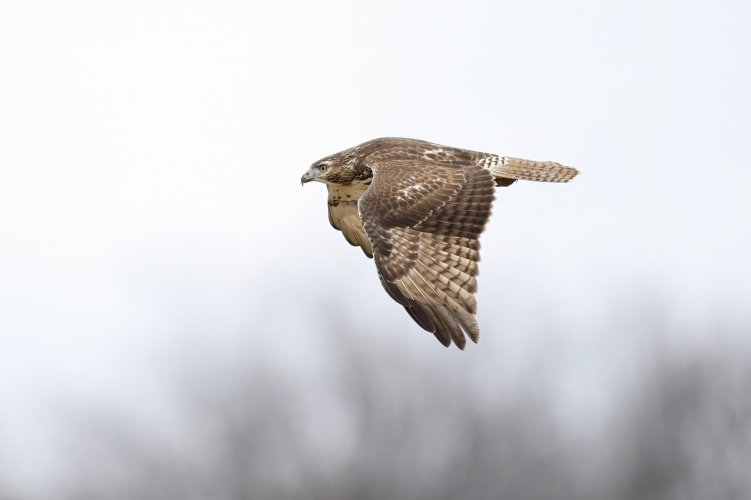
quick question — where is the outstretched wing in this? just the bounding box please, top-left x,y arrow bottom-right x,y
327,183 -> 373,258
359,159 -> 495,349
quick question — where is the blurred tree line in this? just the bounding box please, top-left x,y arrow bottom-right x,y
2,316 -> 750,500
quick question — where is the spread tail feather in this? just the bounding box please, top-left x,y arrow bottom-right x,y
490,156 -> 579,184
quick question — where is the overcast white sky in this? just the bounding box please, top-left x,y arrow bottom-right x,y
1,0 -> 750,493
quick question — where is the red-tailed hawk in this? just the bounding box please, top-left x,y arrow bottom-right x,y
301,137 -> 578,349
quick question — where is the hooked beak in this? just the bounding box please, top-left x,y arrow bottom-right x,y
301,172 -> 312,186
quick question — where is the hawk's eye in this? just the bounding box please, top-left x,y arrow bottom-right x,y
318,164 -> 328,172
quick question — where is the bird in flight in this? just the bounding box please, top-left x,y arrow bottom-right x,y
301,137 -> 578,349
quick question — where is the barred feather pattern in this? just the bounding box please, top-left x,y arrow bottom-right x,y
360,162 -> 494,349
485,155 -> 579,184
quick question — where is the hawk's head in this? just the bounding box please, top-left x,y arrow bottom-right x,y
301,150 -> 372,186
300,159 -> 342,185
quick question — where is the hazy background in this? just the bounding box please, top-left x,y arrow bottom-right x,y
1,1 -> 750,498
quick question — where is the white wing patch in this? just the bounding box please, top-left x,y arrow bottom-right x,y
397,183 -> 427,200
482,154 -> 501,169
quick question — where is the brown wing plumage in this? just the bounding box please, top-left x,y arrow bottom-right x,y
303,137 -> 579,349
327,184 -> 372,258
359,159 -> 495,349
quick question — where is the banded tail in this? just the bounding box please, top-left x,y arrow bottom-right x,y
486,156 -> 579,185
